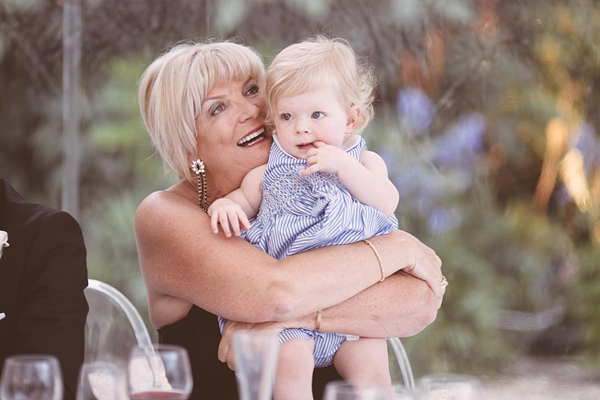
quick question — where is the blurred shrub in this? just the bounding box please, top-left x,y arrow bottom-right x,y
2,0 -> 600,376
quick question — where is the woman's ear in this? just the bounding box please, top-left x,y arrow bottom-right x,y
345,105 -> 361,134
187,153 -> 196,169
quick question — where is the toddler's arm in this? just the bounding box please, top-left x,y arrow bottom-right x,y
208,164 -> 267,237
301,141 -> 399,216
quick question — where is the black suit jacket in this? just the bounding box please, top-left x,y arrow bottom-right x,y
0,179 -> 88,400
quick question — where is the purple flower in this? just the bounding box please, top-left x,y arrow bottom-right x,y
433,113 -> 486,167
397,88 -> 434,136
427,207 -> 463,235
574,122 -> 600,174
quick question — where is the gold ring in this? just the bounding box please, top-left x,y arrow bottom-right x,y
441,275 -> 448,288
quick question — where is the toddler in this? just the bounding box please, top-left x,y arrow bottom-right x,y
209,36 -> 407,400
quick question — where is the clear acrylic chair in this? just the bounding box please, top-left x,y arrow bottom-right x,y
84,279 -> 154,362
388,337 -> 415,391
83,279 -> 155,399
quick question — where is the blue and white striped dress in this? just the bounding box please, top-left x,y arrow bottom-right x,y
220,135 -> 398,367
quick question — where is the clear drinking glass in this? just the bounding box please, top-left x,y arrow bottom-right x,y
127,344 -> 193,400
0,354 -> 63,400
323,381 -> 387,400
417,374 -> 484,400
76,360 -> 121,400
232,331 -> 279,400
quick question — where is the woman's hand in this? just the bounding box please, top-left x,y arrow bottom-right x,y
218,320 -> 286,370
396,231 -> 445,306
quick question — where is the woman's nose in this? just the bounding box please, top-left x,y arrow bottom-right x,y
240,99 -> 262,122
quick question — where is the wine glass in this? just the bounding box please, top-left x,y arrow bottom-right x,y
232,331 -> 279,400
76,360 -> 121,400
417,374 -> 484,400
127,344 -> 192,400
323,381 -> 387,400
385,385 -> 417,400
0,354 -> 63,400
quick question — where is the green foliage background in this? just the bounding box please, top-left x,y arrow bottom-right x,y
1,0 -> 599,378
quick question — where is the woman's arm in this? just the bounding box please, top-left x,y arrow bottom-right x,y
218,271 -> 441,357
217,272 -> 441,368
136,189 -> 442,329
304,271 -> 439,337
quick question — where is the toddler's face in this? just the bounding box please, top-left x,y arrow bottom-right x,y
274,89 -> 353,159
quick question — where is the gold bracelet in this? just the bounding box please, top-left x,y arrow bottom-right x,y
315,310 -> 323,331
363,239 -> 385,282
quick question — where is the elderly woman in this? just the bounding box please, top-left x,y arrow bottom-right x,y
135,40 -> 444,400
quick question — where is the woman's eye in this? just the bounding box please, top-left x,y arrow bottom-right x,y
312,111 -> 325,119
245,84 -> 259,96
211,103 -> 225,116
281,113 -> 292,121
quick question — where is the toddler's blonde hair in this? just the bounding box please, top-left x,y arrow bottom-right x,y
265,35 -> 376,136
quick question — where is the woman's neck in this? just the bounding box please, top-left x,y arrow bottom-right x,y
205,167 -> 248,202
180,172 -> 243,209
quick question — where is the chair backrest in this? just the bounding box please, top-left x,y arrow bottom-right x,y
83,279 -> 154,364
388,337 -> 415,391
83,280 -> 168,399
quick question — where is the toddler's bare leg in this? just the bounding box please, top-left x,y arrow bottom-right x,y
274,338 -> 316,400
333,338 -> 392,387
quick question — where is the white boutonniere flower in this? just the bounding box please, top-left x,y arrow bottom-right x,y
0,230 -> 9,259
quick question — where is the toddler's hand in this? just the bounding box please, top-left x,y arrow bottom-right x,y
208,198 -> 250,237
300,141 -> 349,176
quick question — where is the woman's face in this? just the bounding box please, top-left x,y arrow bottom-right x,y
195,77 -> 272,194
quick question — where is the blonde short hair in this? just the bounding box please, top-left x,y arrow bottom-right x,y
265,35 -> 376,136
139,40 -> 265,182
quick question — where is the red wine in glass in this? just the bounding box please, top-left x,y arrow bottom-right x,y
129,389 -> 189,400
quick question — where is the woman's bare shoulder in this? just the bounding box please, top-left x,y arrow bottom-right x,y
136,184 -> 196,224
138,184 -> 191,212
134,185 -> 212,258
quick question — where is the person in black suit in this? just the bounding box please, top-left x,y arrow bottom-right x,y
0,178 -> 89,400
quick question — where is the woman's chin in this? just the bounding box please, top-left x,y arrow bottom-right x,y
234,138 -> 270,170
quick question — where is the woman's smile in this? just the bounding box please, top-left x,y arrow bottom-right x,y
237,127 -> 268,147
